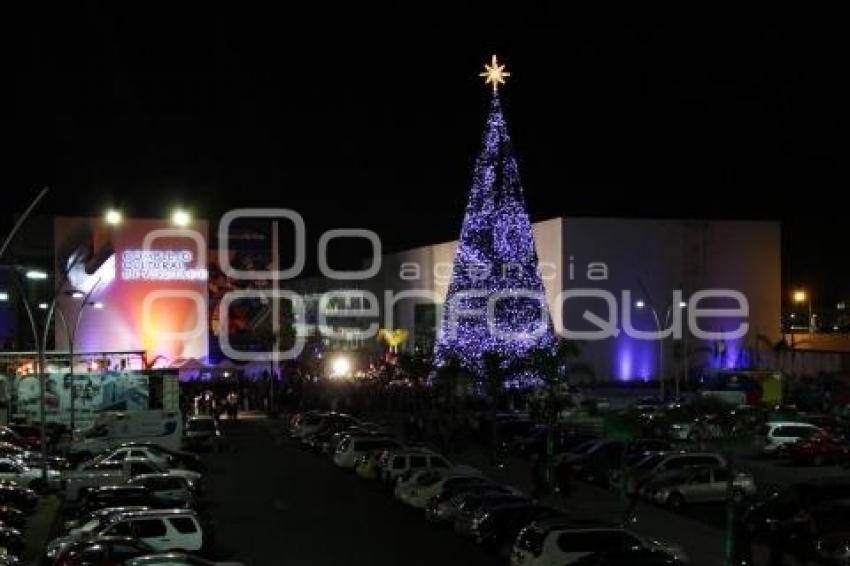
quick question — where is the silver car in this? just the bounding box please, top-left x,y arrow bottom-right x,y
640,465 -> 756,508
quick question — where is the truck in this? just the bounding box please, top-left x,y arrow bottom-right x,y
69,410 -> 183,460
62,456 -> 201,500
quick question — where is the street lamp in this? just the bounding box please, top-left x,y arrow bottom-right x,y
793,289 -> 813,335
635,299 -> 687,401
57,287 -> 103,433
171,209 -> 191,227
104,209 -> 123,225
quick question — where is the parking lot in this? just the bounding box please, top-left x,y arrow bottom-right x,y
202,418 -> 493,566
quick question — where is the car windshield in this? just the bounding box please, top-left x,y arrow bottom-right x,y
632,453 -> 665,470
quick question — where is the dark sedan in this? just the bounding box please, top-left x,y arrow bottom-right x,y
474,502 -> 563,555
54,536 -> 155,565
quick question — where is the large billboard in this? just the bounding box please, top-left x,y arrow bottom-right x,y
54,217 -> 209,364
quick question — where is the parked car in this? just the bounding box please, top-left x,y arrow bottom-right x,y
512,427 -> 597,460
0,526 -> 23,557
511,517 -> 685,565
625,452 -> 727,494
113,443 -> 205,473
124,552 -> 245,565
639,466 -> 756,508
0,458 -> 62,491
7,425 -> 44,451
398,469 -> 489,509
438,490 -> 527,526
472,502 -> 563,554
127,474 -> 196,507
668,416 -> 722,442
77,486 -> 160,517
744,477 -> 850,538
0,428 -> 38,452
754,421 -> 821,456
377,448 -> 451,484
52,536 -> 155,565
46,508 -> 208,559
0,484 -> 37,511
183,416 -> 222,452
300,418 -> 361,452
64,457 -> 202,500
786,431 -> 849,466
293,412 -> 358,442
426,482 -> 520,523
333,436 -> 403,469
568,547 -> 685,565
0,507 -> 24,530
64,506 -> 151,535
555,440 -> 625,486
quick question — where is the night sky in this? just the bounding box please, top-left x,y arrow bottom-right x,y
9,6 -> 849,305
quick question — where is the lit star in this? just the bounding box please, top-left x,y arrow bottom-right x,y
479,54 -> 510,93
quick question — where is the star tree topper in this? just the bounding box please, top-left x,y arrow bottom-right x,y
479,54 -> 510,93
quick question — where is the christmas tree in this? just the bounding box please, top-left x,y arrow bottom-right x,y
434,56 -> 556,382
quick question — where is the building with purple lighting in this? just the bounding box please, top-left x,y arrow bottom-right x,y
372,216 -> 782,383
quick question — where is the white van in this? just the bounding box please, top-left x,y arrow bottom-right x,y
333,436 -> 404,469
46,509 -> 206,560
71,411 -> 184,458
754,421 -> 821,456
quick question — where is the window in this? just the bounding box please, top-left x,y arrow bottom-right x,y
163,478 -> 184,490
691,469 -> 711,484
430,457 -> 449,468
105,521 -> 133,536
130,450 -> 148,458
713,469 -> 730,482
392,456 -> 405,469
410,456 -> 427,468
0,462 -> 18,473
108,451 -> 128,462
133,518 -> 167,538
76,545 -> 107,561
170,517 -> 198,534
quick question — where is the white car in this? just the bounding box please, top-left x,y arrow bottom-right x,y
125,552 -> 245,565
128,474 -> 196,507
511,518 -> 686,566
378,448 -> 451,483
333,436 -> 403,469
46,509 -> 206,561
0,457 -> 62,490
397,468 -> 488,509
96,446 -> 178,468
754,421 -> 821,456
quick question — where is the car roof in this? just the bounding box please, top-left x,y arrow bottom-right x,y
765,421 -> 819,427
530,517 -> 620,532
116,508 -> 198,519
91,485 -> 148,493
130,473 -> 179,481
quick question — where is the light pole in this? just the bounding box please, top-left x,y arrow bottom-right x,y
793,289 -> 813,334
636,300 -> 687,401
55,285 -> 102,434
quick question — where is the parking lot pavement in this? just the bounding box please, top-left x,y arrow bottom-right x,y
22,493 -> 62,566
202,418 -> 493,566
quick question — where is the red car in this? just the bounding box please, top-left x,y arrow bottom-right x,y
0,426 -> 40,451
787,431 -> 850,466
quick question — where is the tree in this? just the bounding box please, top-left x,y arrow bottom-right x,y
433,93 -> 556,382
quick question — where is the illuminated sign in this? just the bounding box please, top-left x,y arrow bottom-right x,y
120,249 -> 208,281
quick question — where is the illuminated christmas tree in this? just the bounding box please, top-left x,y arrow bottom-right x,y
434,56 -> 556,382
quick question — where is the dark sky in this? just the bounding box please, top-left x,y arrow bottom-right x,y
9,6 -> 849,304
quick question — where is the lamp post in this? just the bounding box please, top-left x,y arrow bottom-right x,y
793,289 -> 813,334
55,284 -> 102,434
636,300 -> 687,401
